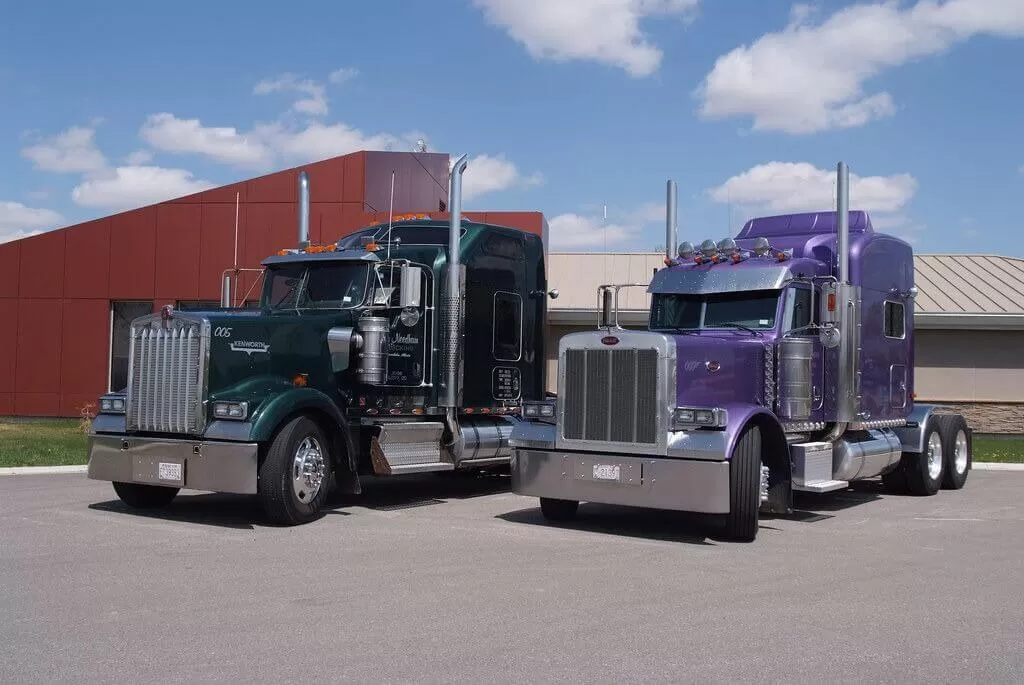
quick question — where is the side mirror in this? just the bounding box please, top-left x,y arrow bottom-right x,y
400,264 -> 422,308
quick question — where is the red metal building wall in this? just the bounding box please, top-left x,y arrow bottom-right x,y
0,150 -> 547,417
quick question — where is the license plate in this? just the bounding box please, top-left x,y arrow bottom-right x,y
158,462 -> 183,482
592,464 -> 620,481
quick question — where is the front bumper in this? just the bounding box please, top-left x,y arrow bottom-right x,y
87,433 -> 259,494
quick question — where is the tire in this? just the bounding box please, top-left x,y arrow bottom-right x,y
904,417 -> 944,496
939,414 -> 971,490
112,481 -> 179,509
539,497 -> 578,522
258,415 -> 333,525
723,423 -> 761,542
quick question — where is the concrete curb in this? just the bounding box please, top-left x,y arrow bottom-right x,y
971,462 -> 1024,471
0,465 -> 87,476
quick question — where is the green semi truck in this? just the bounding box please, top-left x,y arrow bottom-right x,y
86,155 -> 556,524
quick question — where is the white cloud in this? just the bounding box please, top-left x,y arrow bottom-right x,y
462,154 -> 544,202
124,149 -> 154,165
698,0 -> 1024,134
472,0 -> 699,77
708,162 -> 918,215
254,73 -> 328,116
140,113 -> 273,169
71,166 -> 215,211
548,212 -> 641,249
0,201 -> 65,243
21,125 -> 107,173
328,67 -> 359,84
252,121 -> 411,163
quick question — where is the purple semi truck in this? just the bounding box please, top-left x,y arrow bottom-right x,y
510,162 -> 972,541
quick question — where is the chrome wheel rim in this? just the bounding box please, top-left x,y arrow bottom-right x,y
927,432 -> 943,481
292,436 -> 326,504
954,430 -> 969,475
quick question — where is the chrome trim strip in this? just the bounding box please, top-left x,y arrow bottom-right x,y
665,430 -> 729,461
204,420 -> 255,442
91,414 -> 127,435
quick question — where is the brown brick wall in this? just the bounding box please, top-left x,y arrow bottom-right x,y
926,402 -> 1024,435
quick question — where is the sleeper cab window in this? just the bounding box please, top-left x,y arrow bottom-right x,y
884,300 -> 906,339
493,291 -> 522,362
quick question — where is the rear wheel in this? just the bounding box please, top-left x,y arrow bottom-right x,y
939,414 -> 971,490
723,423 -> 761,542
112,482 -> 179,509
905,418 -> 944,496
258,415 -> 332,525
539,497 -> 578,522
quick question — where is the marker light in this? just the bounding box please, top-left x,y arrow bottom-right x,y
827,292 -> 836,312
677,241 -> 695,260
752,236 -> 771,256
717,238 -> 738,255
699,239 -> 718,258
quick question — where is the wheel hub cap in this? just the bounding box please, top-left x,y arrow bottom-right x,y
927,432 -> 943,481
292,436 -> 326,504
954,430 -> 968,475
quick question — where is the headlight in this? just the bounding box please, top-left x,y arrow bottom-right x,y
522,399 -> 556,420
98,395 -> 126,414
672,406 -> 727,429
212,401 -> 249,420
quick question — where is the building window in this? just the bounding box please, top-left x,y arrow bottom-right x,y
493,291 -> 522,362
884,300 -> 905,339
110,301 -> 153,392
175,300 -> 221,311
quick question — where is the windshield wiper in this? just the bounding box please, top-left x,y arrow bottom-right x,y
716,322 -> 763,337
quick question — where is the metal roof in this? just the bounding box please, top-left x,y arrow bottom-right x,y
546,252 -> 1024,330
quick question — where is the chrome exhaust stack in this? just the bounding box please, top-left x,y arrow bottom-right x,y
442,154 -> 469,459
297,170 -> 310,249
665,179 -> 678,262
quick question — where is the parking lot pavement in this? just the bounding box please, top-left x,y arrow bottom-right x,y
1,472 -> 1022,684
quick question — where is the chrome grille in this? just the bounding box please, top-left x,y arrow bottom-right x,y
562,347 -> 659,445
127,316 -> 208,434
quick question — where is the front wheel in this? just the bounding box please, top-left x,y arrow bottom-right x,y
258,416 -> 333,525
112,482 -> 179,509
723,424 -> 761,542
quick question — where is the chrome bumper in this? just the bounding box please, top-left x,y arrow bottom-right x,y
87,434 -> 259,494
511,449 -> 731,514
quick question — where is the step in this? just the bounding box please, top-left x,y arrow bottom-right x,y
369,421 -> 449,475
793,479 -> 849,493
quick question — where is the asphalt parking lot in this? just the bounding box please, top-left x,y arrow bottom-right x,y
2,470 -> 1022,684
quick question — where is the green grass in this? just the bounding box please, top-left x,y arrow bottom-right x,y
0,418 -> 1022,468
0,419 -> 89,468
972,436 -> 1024,464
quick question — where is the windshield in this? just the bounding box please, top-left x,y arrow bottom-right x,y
650,290 -> 780,331
262,262 -> 370,310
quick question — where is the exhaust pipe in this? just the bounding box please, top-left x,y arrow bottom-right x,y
836,162 -> 849,286
442,154 -> 469,460
297,170 -> 310,248
665,179 -> 678,262
221,273 -> 232,308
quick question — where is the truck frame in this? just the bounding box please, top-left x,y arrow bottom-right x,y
510,161 -> 972,541
86,155 -> 557,524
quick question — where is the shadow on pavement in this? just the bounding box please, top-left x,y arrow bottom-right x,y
88,470 -> 512,529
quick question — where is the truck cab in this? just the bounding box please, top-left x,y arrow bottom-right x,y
86,155 -> 555,525
510,163 -> 972,541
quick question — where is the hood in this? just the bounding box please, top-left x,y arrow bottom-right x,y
196,309 -> 357,401
673,334 -> 766,408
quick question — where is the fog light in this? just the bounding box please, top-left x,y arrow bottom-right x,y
212,401 -> 249,421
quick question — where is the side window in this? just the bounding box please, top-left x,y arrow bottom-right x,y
884,301 -> 905,339
784,287 -> 814,335
493,291 -> 522,361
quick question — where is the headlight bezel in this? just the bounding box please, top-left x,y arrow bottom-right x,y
212,401 -> 250,421
522,398 -> 557,422
98,394 -> 126,415
672,406 -> 728,430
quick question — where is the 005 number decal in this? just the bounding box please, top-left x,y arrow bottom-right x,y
214,327 -> 233,338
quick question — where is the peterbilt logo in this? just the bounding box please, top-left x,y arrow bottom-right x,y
600,335 -> 619,346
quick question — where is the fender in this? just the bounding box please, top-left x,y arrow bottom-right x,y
723,403 -> 792,514
250,387 -> 360,493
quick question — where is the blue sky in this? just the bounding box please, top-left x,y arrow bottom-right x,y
1,0 -> 1022,254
